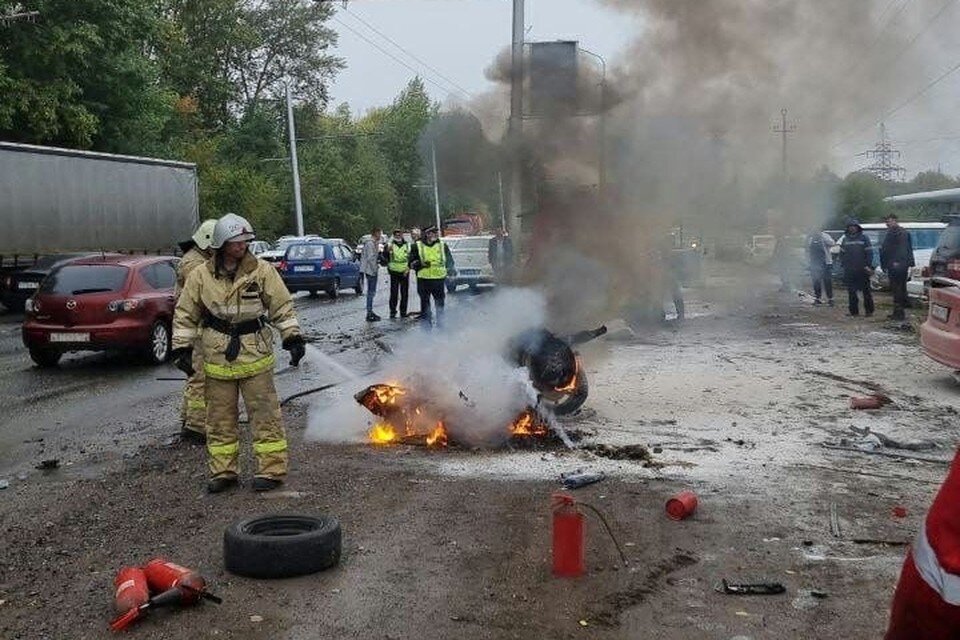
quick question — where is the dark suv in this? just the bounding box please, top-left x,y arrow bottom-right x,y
1,254 -> 100,312
929,216 -> 960,280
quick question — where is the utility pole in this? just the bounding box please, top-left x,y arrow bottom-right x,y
285,82 -> 305,236
497,172 -> 506,232
579,47 -> 607,194
772,108 -> 796,177
860,122 -> 905,182
507,0 -> 524,248
431,143 -> 442,234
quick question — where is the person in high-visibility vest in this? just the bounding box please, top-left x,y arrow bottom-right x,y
171,213 -> 305,494
408,226 -> 455,326
384,228 -> 410,319
886,448 -> 960,638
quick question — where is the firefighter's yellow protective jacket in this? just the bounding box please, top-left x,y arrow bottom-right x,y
173,252 -> 301,380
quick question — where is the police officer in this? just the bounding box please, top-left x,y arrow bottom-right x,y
408,226 -> 455,326
171,213 -> 305,493
385,228 -> 410,319
175,219 -> 217,444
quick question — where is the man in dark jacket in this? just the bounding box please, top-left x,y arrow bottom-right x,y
488,228 -> 514,283
880,213 -> 915,321
839,218 -> 875,316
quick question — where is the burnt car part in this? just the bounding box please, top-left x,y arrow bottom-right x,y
509,326 -> 606,415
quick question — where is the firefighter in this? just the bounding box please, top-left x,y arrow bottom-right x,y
171,213 -> 305,493
384,228 -> 410,319
408,226 -> 455,327
174,219 -> 217,444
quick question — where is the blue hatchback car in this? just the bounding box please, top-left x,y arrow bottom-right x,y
279,240 -> 363,298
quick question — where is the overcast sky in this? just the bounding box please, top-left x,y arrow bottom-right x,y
327,1 -> 960,179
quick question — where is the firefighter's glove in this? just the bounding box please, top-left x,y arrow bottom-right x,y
172,348 -> 195,377
284,336 -> 306,367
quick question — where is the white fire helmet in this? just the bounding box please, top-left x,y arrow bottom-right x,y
211,213 -> 256,249
191,219 -> 218,251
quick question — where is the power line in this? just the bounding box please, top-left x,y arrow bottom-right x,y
333,16 -> 466,99
881,0 -> 958,74
341,6 -> 474,100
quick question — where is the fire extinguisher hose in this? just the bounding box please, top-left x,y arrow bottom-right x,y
578,501 -> 629,567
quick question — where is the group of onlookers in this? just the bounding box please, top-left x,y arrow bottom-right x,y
804,214 -> 914,320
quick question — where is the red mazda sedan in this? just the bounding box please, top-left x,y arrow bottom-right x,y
22,255 -> 180,367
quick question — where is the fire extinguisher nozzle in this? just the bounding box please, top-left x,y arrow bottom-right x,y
202,591 -> 223,605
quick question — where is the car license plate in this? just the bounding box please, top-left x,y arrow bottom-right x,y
293,265 -> 314,272
50,332 -> 89,343
460,269 -> 479,276
18,281 -> 38,290
932,304 -> 950,323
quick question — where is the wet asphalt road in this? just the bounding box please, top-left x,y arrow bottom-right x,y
0,272 -> 480,479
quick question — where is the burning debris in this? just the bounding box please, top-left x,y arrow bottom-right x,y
356,383 -> 552,448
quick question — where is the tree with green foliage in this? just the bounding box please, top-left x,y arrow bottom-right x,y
833,171 -> 890,226
0,0 -> 173,152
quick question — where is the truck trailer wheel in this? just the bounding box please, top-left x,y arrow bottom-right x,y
224,514 -> 341,579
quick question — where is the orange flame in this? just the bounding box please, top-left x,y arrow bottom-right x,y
509,409 -> 548,437
373,384 -> 405,405
426,422 -> 448,447
368,423 -> 398,444
555,357 -> 580,393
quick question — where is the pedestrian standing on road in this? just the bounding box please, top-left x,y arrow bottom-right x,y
880,213 -> 915,321
174,219 -> 218,445
384,229 -> 410,319
839,218 -> 875,317
659,234 -> 685,321
409,227 -> 422,316
361,228 -> 383,322
171,213 -> 305,494
488,228 -> 514,284
806,227 -> 836,306
772,235 -> 792,292
409,226 -> 455,327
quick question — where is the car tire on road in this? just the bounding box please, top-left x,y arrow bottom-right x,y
308,290 -> 320,298
143,320 -> 171,364
327,279 -> 340,299
29,348 -> 61,368
224,514 -> 342,579
446,282 -> 457,294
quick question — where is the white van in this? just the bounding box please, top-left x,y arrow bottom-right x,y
444,235 -> 496,292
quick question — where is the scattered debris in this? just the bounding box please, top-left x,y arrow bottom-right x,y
250,615 -> 263,623
666,491 -> 698,521
850,394 -> 894,410
892,506 -> 908,518
821,442 -> 951,465
583,443 -> 657,464
560,470 -> 606,490
0,479 -> 8,490
852,538 -> 908,546
716,580 -> 786,595
848,426 -> 936,451
795,462 -> 942,485
792,589 -> 825,610
35,459 -> 59,471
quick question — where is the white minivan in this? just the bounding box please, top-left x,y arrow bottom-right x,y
444,235 -> 496,292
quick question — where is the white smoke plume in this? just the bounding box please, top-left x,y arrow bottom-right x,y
306,288 -> 549,446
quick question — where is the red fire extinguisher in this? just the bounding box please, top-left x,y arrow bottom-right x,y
552,492 -> 629,578
143,558 -> 222,605
552,493 -> 585,578
113,567 -> 149,614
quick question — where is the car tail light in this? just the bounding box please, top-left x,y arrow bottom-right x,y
107,299 -> 141,312
948,260 -> 960,280
321,259 -> 334,270
279,260 -> 288,272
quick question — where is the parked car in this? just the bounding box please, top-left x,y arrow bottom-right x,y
249,240 -> 272,256
22,255 -> 179,367
1,253 -> 102,312
921,276 -> 960,370
445,235 -> 494,293
260,235 -> 322,266
278,240 -> 362,298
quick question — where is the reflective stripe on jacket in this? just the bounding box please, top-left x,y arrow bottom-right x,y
172,252 -> 301,380
416,241 -> 447,280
